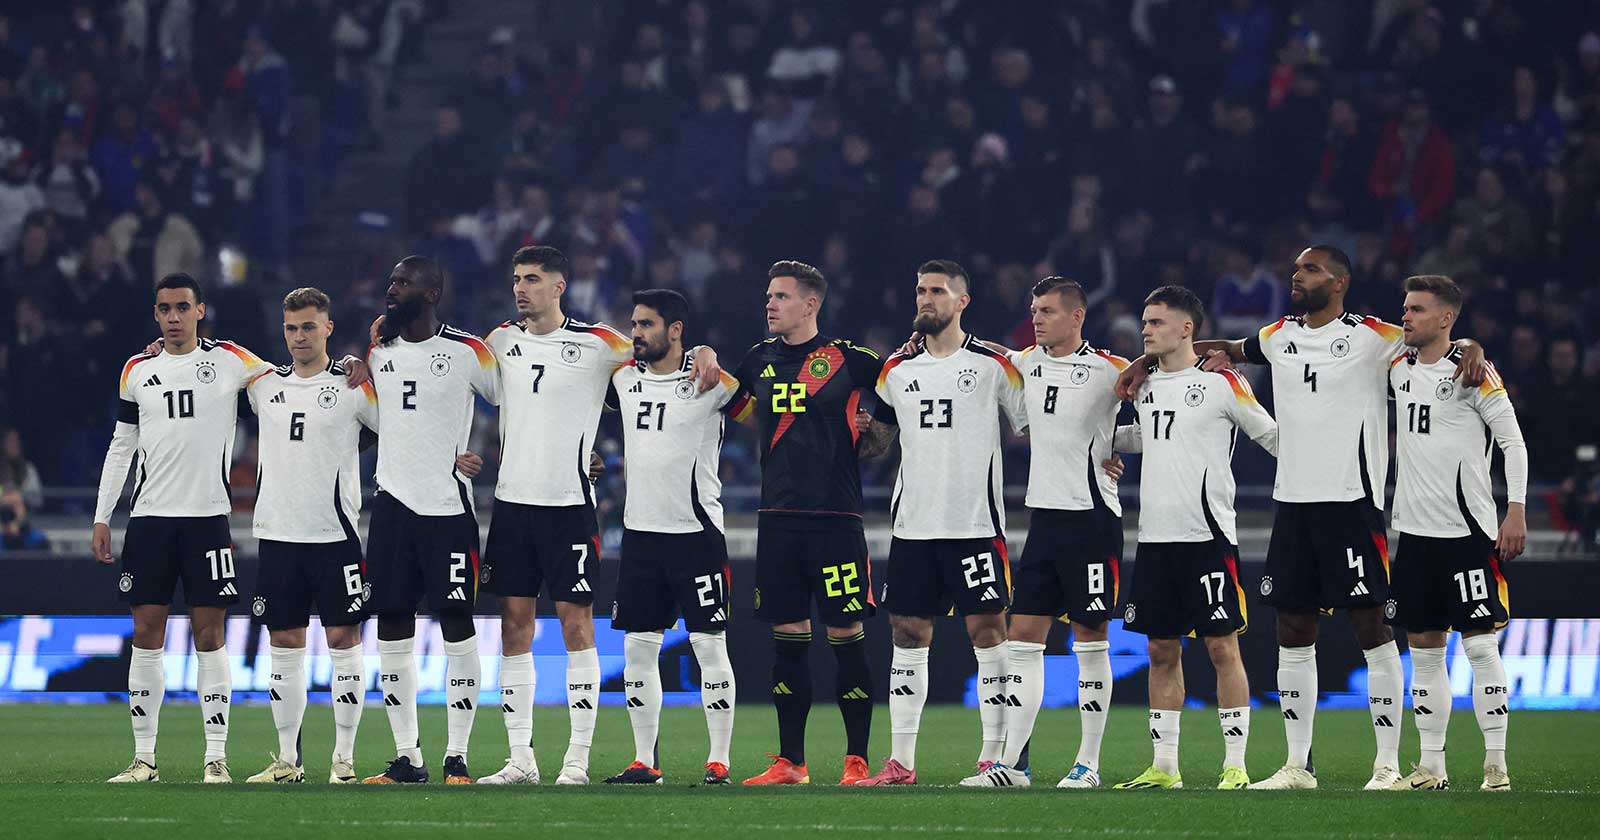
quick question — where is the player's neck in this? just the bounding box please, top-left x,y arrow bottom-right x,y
398,313 -> 439,343
647,345 -> 684,375
522,306 -> 565,335
923,325 -> 967,358
1302,305 -> 1343,330
780,323 -> 819,346
1156,345 -> 1198,372
294,353 -> 331,378
1415,334 -> 1452,365
1043,335 -> 1085,358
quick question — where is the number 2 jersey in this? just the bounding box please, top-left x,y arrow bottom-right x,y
1243,312 -> 1404,508
875,336 -> 1027,540
733,335 -> 887,524
247,360 -> 378,543
95,339 -> 273,523
1389,351 -> 1527,539
1116,364 -> 1278,544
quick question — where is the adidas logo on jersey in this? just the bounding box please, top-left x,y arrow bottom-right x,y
891,685 -> 916,696
1470,603 -> 1492,619
507,345 -> 522,357
219,582 -> 237,596
1211,606 -> 1229,621
206,713 -> 227,726
1030,365 -> 1043,377
706,699 -> 731,711
144,374 -> 162,387
571,580 -> 592,593
1284,342 -> 1298,354
270,391 -> 286,404
628,382 -> 643,393
379,361 -> 394,372
450,699 -> 473,711
335,692 -> 360,705
1399,380 -> 1411,392
760,364 -> 776,377
570,698 -> 594,710
904,380 -> 921,392
447,586 -> 466,601
979,586 -> 999,601
1087,597 -> 1105,612
1140,393 -> 1155,404
1350,581 -> 1370,597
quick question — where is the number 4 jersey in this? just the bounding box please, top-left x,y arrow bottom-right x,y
247,361 -> 379,543
95,339 -> 273,524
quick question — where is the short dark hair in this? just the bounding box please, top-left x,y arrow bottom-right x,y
917,259 -> 969,293
1404,274 -> 1464,312
512,245 -> 569,278
1306,243 -> 1353,281
769,260 -> 827,301
632,288 -> 689,330
1144,284 -> 1205,333
154,272 -> 203,304
282,287 -> 331,313
396,254 -> 444,289
1032,275 -> 1087,310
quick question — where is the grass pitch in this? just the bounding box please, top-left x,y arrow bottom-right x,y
1,703 -> 1596,838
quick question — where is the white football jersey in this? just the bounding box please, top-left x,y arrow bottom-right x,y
368,324 -> 499,516
1390,352 -> 1527,539
1116,364 -> 1278,544
95,339 -> 272,523
613,354 -> 749,533
247,361 -> 378,543
486,317 -> 633,507
1010,342 -> 1128,515
876,336 -> 1027,540
1243,313 -> 1403,507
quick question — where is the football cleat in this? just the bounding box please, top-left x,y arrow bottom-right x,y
1365,764 -> 1403,790
839,754 -> 870,785
329,757 -> 357,784
477,759 -> 539,785
1248,765 -> 1318,790
443,755 -> 472,785
604,761 -> 663,785
742,755 -> 809,785
1217,767 -> 1250,789
202,759 -> 232,784
703,762 -> 731,785
1057,764 -> 1101,789
1113,766 -> 1182,790
1390,766 -> 1449,791
959,763 -> 1030,788
107,759 -> 159,783
555,761 -> 590,785
245,756 -> 303,783
854,757 -> 915,786
362,756 -> 428,784
1480,766 -> 1510,792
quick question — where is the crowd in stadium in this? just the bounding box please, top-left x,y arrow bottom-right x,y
0,1 -> 1595,546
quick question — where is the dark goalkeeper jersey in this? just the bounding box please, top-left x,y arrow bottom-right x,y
734,334 -> 892,526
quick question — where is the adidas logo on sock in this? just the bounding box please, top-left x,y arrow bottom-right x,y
1373,715 -> 1394,727
842,687 -> 869,700
380,361 -> 394,372
1087,597 -> 1105,612
335,693 -> 359,705
269,688 -> 282,701
130,705 -> 146,717
219,582 -> 237,596
501,703 -> 514,713
626,697 -> 644,708
1415,705 -> 1432,716
1150,728 -> 1161,741
384,694 -> 401,707
1211,606 -> 1229,621
447,586 -> 466,601
1080,700 -> 1103,712
706,699 -> 731,711
1350,581 -> 1370,597
891,685 -> 916,696
773,682 -> 793,695
1283,709 -> 1299,720
450,699 -> 473,711
1487,705 -> 1508,716
1470,603 -> 1491,619
571,580 -> 591,593
1223,726 -> 1244,737
979,586 -> 999,601
570,699 -> 594,710
206,713 -> 227,726
984,694 -> 1021,707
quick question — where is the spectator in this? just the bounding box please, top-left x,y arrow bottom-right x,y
0,486 -> 47,551
404,106 -> 483,234
3,215 -> 62,305
595,121 -> 669,201
1530,337 -> 1595,481
1212,248 -> 1287,338
0,141 -> 42,258
36,128 -> 98,234
452,48 -> 518,139
673,79 -> 746,204
741,143 -> 823,266
1307,97 -> 1381,233
91,102 -> 156,216
1127,76 -> 1201,221
107,178 -> 204,290
1479,65 -> 1564,179
497,106 -> 576,188
1413,222 -> 1485,285
766,8 -> 839,100
952,133 -> 1027,265
746,89 -> 809,186
885,184 -> 957,280
0,425 -> 41,508
513,183 -> 559,249
51,232 -> 143,369
1367,90 -> 1455,256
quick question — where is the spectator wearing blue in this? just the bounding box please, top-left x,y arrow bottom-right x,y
0,487 -> 47,551
673,79 -> 746,204
1479,65 -> 1565,180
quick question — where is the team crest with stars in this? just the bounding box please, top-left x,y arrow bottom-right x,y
1259,575 -> 1274,596
479,563 -> 492,585
1184,384 -> 1206,406
1070,365 -> 1091,385
1434,380 -> 1456,401
361,582 -> 372,601
561,343 -> 582,363
118,572 -> 133,593
317,386 -> 339,409
1384,598 -> 1397,620
195,361 -> 217,383
1124,604 -> 1136,624
807,355 -> 831,379
251,596 -> 266,616
956,369 -> 979,393
1330,337 -> 1351,358
429,353 -> 451,376
674,379 -> 696,400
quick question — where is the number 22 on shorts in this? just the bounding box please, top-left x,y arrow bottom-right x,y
822,562 -> 860,597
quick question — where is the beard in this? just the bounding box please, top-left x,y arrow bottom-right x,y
913,310 -> 953,336
633,337 -> 667,363
379,297 -> 424,342
1288,284 -> 1333,315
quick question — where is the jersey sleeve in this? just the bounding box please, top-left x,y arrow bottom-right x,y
843,340 -> 886,389
1472,362 -> 1527,506
465,335 -> 501,405
244,371 -> 270,413
96,356 -> 150,524
1361,316 -> 1405,367
1220,370 -> 1279,456
996,355 -> 1028,434
874,352 -> 906,410
355,381 -> 379,431
1241,319 -> 1284,365
219,341 -> 272,388
1113,423 -> 1142,453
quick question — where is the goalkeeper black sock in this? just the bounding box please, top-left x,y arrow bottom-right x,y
829,630 -> 872,758
772,631 -> 812,765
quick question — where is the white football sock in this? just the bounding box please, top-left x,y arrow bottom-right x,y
973,642 -> 1007,763
1001,640 -> 1045,767
268,645 -> 307,765
377,637 -> 421,765
1277,644 -> 1317,769
196,647 -> 231,763
1219,706 -> 1250,769
1463,634 -> 1509,770
624,632 -> 664,766
564,646 -> 600,768
499,652 -> 536,769
328,644 -> 364,762
1410,644 -> 1451,776
889,645 -> 929,770
128,645 -> 164,765
690,632 -> 735,766
1365,641 -> 1403,769
1073,640 -> 1112,770
1150,709 -> 1180,775
443,637 -> 480,759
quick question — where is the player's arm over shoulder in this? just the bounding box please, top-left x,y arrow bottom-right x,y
1219,369 -> 1278,456
837,338 -> 886,387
